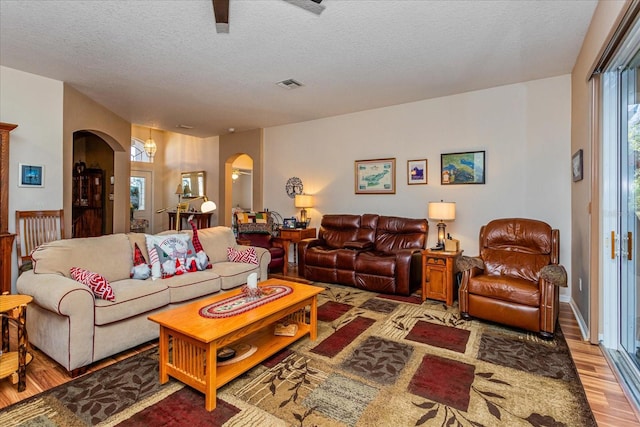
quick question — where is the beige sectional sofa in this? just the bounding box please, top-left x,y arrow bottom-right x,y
16,226 -> 270,375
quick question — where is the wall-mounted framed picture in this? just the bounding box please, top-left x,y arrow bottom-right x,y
407,159 -> 428,185
572,149 -> 583,182
441,151 -> 485,185
355,158 -> 396,194
18,163 -> 44,187
283,218 -> 297,229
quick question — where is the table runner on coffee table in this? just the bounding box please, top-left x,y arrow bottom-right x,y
199,284 -> 292,318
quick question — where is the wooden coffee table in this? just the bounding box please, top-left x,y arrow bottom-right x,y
148,278 -> 324,411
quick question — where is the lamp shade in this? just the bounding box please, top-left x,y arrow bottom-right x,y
295,194 -> 314,208
175,183 -> 183,195
201,200 -> 217,213
428,201 -> 456,221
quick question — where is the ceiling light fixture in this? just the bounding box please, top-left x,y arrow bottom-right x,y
276,79 -> 303,89
176,124 -> 194,129
144,128 -> 157,161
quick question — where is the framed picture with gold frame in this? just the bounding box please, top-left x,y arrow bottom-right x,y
355,158 -> 396,194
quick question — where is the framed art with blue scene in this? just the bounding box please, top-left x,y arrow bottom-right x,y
407,159 -> 427,185
441,151 -> 485,185
18,163 -> 44,187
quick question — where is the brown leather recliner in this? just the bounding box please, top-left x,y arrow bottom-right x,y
299,214 -> 428,295
458,218 -> 567,339
235,212 -> 286,274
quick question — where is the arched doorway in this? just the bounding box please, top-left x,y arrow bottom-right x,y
231,154 -> 253,211
72,131 -> 114,237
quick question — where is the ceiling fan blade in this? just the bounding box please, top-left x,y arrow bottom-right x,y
283,0 -> 325,15
212,0 -> 229,33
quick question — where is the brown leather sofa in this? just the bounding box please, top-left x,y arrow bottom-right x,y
298,214 -> 428,295
458,218 -> 567,339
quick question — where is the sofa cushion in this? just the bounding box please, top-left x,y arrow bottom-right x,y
374,216 -> 427,253
355,251 -> 397,277
468,274 -> 540,307
94,279 -> 170,325
32,234 -> 133,282
210,262 -> 261,290
163,270 -> 222,304
184,227 -> 238,263
319,214 -> 362,249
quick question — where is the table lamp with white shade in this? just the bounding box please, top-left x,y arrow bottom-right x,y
428,200 -> 456,250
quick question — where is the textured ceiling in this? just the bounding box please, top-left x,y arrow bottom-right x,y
0,0 -> 598,137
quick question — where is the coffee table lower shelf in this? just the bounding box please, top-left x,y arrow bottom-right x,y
159,317 -> 314,411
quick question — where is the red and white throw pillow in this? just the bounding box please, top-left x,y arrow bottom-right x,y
227,246 -> 259,265
70,267 -> 115,301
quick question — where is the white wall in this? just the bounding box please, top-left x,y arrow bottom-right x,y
0,66 -> 64,292
264,75 -> 572,298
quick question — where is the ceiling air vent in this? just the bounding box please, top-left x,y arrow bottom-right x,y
276,79 -> 303,89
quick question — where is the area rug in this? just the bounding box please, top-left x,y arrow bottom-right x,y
0,283 -> 596,426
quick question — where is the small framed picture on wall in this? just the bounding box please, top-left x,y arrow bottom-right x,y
18,163 -> 44,187
572,149 -> 583,182
407,159 -> 427,185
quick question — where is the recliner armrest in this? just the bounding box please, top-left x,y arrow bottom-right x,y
540,264 -> 567,287
343,240 -> 374,250
457,255 -> 484,272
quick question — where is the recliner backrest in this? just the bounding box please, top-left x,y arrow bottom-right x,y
480,218 -> 557,283
374,216 -> 428,253
319,214 -> 363,249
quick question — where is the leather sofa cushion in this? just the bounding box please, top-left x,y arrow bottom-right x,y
374,216 -> 427,252
482,218 -> 552,254
482,249 -> 549,283
319,214 -> 362,249
355,251 -> 396,277
306,247 -> 339,266
468,274 -> 540,307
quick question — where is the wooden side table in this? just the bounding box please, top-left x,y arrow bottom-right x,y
279,228 -> 317,264
422,249 -> 462,306
168,211 -> 212,231
0,294 -> 33,391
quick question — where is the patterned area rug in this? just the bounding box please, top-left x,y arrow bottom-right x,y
0,283 -> 595,426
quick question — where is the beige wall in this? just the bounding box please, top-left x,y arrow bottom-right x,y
63,85 -> 131,235
0,66 -> 64,293
571,0 -> 629,342
264,76 -> 572,289
219,129 -> 263,226
162,130 -> 220,231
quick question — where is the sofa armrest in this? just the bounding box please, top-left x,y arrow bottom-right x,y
235,245 -> 271,281
17,270 -> 95,316
394,248 -> 422,295
298,238 -> 323,276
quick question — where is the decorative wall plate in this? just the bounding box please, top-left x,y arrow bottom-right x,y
285,177 -> 303,198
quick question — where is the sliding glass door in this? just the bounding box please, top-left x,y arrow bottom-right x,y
619,56 -> 640,372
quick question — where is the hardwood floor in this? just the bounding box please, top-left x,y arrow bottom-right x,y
1,272 -> 640,427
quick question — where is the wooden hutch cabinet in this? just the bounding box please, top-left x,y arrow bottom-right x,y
72,168 -> 104,237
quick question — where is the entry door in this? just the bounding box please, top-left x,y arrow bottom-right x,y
131,170 -> 153,233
